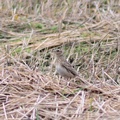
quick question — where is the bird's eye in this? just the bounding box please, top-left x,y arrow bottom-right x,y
56,49 -> 60,52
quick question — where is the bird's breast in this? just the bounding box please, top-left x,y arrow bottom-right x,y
55,64 -> 74,78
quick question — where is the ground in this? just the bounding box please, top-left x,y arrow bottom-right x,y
0,0 -> 120,120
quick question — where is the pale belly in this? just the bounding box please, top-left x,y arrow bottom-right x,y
56,64 -> 74,78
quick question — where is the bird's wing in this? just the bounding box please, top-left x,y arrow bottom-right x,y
61,60 -> 78,76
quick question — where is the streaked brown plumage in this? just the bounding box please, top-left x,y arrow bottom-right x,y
53,49 -> 78,78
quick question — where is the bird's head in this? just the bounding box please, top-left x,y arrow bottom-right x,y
52,49 -> 63,58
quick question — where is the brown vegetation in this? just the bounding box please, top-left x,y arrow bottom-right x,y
0,0 -> 120,119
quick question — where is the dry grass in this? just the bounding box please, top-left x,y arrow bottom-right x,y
0,0 -> 120,120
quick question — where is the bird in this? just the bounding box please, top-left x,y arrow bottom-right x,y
52,49 -> 78,78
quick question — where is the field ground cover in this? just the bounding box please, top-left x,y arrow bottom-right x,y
0,0 -> 120,119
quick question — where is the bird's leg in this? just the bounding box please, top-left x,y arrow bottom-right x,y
66,78 -> 71,86
58,75 -> 62,85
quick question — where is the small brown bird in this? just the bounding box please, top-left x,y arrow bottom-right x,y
53,49 -> 78,78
